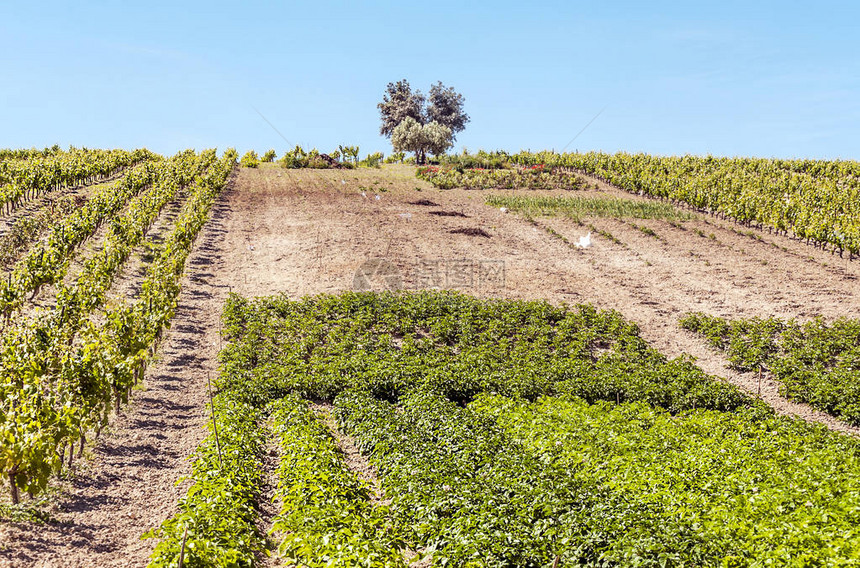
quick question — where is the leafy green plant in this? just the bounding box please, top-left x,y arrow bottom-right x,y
240,150 -> 259,168
145,399 -> 268,567
487,194 -> 693,222
269,396 -> 406,566
681,312 -> 860,424
472,393 -> 860,565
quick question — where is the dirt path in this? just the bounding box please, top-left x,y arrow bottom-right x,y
3,164 -> 859,566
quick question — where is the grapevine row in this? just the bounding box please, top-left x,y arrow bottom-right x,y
0,148 -> 152,214
0,161 -> 162,320
0,150 -> 235,503
0,194 -> 79,270
501,151 -> 860,257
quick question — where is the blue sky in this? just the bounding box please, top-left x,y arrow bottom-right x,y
2,1 -> 858,159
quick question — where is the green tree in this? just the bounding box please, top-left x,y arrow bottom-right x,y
391,118 -> 453,165
378,79 -> 469,161
426,81 -> 469,139
377,80 -> 424,138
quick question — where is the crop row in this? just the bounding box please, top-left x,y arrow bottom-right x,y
0,145 -> 62,161
148,366 -> 404,567
472,393 -> 860,565
485,194 -> 693,223
680,312 -> 860,424
0,148 -> 152,213
175,289 -> 860,566
219,291 -> 751,412
0,194 -> 79,270
336,389 -> 607,567
0,150 -> 235,503
269,396 -> 405,566
0,160 -> 162,319
336,389 -> 860,566
146,396 -> 268,567
502,151 -> 860,256
416,165 -> 587,190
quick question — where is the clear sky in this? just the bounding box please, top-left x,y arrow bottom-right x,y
2,1 -> 858,159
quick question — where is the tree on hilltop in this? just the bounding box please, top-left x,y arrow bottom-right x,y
378,79 -> 469,164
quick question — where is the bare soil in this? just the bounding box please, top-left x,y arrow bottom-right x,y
3,163 -> 859,566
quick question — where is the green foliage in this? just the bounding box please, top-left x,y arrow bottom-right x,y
383,152 -> 405,164
145,399 -> 268,568
339,145 -> 360,165
0,194 -> 78,269
681,312 -> 860,424
438,149 -> 510,170
359,152 -> 384,168
392,118 -> 452,164
276,145 -> 358,169
505,150 -> 860,257
269,396 -> 406,566
0,150 -> 235,503
377,79 -> 469,142
426,81 -> 469,138
417,165 -> 587,191
218,291 -> 750,411
278,145 -> 308,169
336,390 -> 605,567
0,148 -> 152,214
472,393 -> 860,565
240,150 -> 259,168
179,290 -> 860,565
0,159 -> 171,319
261,149 -> 276,162
377,79 -> 424,138
486,194 -> 694,222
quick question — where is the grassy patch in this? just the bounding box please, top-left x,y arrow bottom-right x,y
487,194 -> 694,222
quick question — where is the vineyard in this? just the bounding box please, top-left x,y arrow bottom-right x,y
0,153 -> 859,567
425,151 -> 860,258
0,148 -> 236,504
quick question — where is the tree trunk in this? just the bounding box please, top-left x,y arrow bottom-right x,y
8,469 -> 19,505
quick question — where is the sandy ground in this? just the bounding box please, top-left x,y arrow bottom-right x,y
3,163 -> 859,567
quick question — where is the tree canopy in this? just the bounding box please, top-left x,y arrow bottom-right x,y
377,80 -> 425,138
391,118 -> 453,165
378,79 -> 468,164
426,82 -> 469,136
